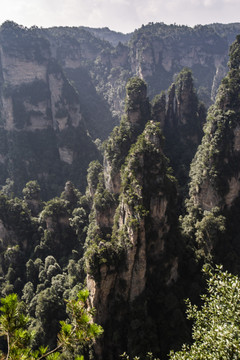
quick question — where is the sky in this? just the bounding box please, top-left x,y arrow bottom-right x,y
0,0 -> 240,33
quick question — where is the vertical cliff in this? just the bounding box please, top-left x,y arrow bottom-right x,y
150,69 -> 205,196
164,69 -> 206,191
0,22 -> 99,198
182,35 -> 240,271
85,78 -> 187,359
41,26 -> 118,139
39,23 -> 240,126
104,77 -> 151,194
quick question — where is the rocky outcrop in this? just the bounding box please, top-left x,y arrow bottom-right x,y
189,36 -> 240,210
0,21 -> 238,144
85,80 -> 203,358
182,35 -> 240,268
150,69 -> 206,192
192,178 -> 221,211
225,176 -> 240,208
0,21 -> 238,199
37,22 -> 240,129
127,23 -> 236,105
86,115 -> 181,358
0,22 -> 99,198
103,77 -> 151,195
211,62 -> 228,101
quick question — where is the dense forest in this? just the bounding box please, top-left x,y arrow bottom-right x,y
0,20 -> 240,359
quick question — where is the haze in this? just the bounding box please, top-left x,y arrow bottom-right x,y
0,0 -> 239,33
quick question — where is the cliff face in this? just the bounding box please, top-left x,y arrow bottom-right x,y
182,35 -> 240,270
87,124 -> 181,359
0,22 -> 99,198
103,77 -> 151,195
149,69 -> 206,194
39,22 -> 240,128
85,79 -> 185,359
0,22 -> 237,162
0,21 -> 238,200
3,20 -> 240,360
128,24 -> 229,102
41,26 -> 117,139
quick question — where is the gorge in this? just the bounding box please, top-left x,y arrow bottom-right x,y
0,20 -> 240,359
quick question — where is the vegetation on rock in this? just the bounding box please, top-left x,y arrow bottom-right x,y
169,266 -> 240,360
1,22 -> 240,360
181,35 -> 240,273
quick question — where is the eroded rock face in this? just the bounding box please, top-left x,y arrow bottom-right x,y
41,22 -> 238,128
0,49 -> 47,86
193,178 -> 221,211
58,147 -> 74,165
103,77 -> 151,196
0,219 -> 17,248
182,36 -> 240,268
225,176 -> 240,207
234,126 -> 240,151
162,69 -> 205,192
0,53 -> 82,134
114,204 -> 147,303
103,156 -> 121,195
86,122 -> 179,359
0,23 -> 99,198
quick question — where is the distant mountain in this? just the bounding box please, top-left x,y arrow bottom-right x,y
42,22 -> 240,123
182,34 -> 240,274
0,21 -> 100,198
80,26 -> 132,46
1,20 -> 240,360
0,20 -> 240,198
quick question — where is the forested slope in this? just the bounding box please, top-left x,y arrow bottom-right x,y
0,20 -> 240,360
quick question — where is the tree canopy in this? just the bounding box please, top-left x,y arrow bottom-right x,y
169,265 -> 240,360
0,289 -> 103,360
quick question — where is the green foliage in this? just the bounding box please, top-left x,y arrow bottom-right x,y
58,289 -> 103,356
104,116 -> 132,173
0,293 -> 33,359
70,208 -> 88,236
188,36 -> 240,199
60,181 -> 82,211
0,25 -> 101,200
23,181 -> 41,201
175,68 -> 195,95
151,92 -> 166,124
87,161 -> 103,197
195,209 -> 225,259
120,121 -> 169,208
181,207 -> 226,261
84,233 -> 125,279
39,198 -> 70,223
0,290 -> 103,359
182,35 -> 240,267
125,77 -> 147,111
93,172 -> 116,211
169,266 -> 240,360
0,21 -> 50,63
1,179 -> 14,198
228,34 -> 240,70
104,76 -> 152,180
2,23 -> 240,360
120,352 -> 159,360
162,67 -> 205,195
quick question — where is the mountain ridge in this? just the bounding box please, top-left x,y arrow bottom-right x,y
0,19 -> 240,360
